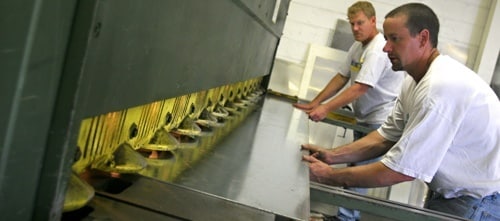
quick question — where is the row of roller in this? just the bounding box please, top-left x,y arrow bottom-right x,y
64,77 -> 266,212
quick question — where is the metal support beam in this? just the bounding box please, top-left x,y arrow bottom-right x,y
310,182 -> 468,221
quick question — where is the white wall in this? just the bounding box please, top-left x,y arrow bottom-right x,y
276,0 -> 494,72
475,0 -> 500,83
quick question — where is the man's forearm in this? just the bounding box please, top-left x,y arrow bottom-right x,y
313,74 -> 349,104
324,162 -> 414,188
322,82 -> 369,112
326,131 -> 394,164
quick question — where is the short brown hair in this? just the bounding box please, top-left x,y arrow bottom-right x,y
385,3 -> 439,48
348,1 -> 376,19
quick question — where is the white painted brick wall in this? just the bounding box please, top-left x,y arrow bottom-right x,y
277,0 -> 493,68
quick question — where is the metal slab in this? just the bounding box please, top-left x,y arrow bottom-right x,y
81,94 -> 310,220
170,95 -> 311,220
87,175 -> 277,221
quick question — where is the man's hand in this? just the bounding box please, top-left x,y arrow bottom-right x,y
302,155 -> 335,185
300,143 -> 322,154
308,105 -> 329,122
301,144 -> 335,164
292,102 -> 329,121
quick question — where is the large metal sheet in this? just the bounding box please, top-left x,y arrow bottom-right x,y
87,175 -> 277,221
63,193 -> 183,221
171,94 -> 310,220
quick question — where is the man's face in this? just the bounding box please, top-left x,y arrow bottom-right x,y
348,11 -> 375,42
382,15 -> 422,71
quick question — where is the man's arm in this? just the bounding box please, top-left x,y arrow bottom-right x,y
293,73 -> 349,111
308,81 -> 370,121
303,130 -> 394,165
302,130 -> 412,187
304,157 -> 414,187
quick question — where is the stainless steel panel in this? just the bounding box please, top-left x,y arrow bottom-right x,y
171,95 -> 310,220
87,175 -> 277,221
64,193 -> 183,221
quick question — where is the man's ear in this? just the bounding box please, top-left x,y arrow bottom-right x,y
419,29 -> 430,47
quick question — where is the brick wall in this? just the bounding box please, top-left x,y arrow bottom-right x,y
276,0 -> 493,68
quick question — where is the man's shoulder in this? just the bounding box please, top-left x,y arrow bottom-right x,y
368,34 -> 388,51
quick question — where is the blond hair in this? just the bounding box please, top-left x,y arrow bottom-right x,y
348,1 -> 376,19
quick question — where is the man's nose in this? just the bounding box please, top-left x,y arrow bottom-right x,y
383,42 -> 391,52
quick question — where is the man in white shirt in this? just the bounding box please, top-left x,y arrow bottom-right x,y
294,2 -> 404,220
302,3 -> 500,220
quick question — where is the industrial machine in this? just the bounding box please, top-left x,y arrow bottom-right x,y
2,0 -> 307,220
1,1 -> 472,220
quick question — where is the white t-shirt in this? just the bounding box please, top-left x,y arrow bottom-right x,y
379,55 -> 500,198
338,32 -> 405,124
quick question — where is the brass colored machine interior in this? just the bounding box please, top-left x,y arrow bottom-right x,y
65,77 -> 265,212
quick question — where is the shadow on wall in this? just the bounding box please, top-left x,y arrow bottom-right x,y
330,19 -> 355,52
490,51 -> 500,98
